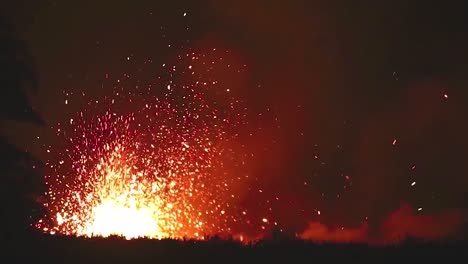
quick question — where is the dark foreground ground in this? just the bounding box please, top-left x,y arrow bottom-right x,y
4,233 -> 468,264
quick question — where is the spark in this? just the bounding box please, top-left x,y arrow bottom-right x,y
411,181 -> 416,186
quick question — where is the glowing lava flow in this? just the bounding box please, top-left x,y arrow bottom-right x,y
38,51 -> 258,240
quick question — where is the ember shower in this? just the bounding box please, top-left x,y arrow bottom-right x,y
37,50 -> 267,240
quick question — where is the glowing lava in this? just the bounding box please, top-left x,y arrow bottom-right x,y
38,50 -> 259,240
60,142 -> 173,240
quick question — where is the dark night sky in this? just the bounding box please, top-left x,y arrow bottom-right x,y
2,0 -> 468,236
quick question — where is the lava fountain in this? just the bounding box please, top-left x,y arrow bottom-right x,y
38,50 -> 262,240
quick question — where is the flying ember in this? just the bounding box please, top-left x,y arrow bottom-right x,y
38,50 -> 261,240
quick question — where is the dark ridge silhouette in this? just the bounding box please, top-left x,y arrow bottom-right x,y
3,233 -> 467,263
0,15 -> 45,238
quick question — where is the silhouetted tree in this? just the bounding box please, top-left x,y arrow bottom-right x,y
0,15 -> 45,238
